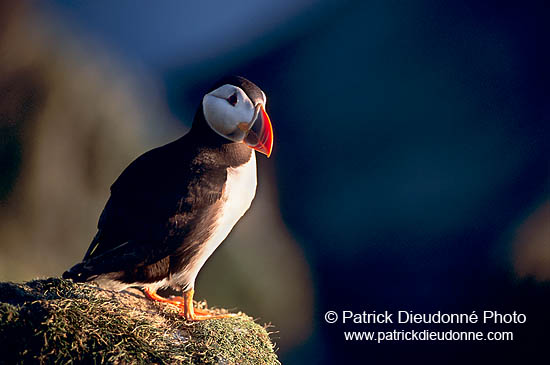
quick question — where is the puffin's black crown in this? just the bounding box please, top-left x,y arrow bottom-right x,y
209,76 -> 265,105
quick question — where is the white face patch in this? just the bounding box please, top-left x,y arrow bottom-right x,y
203,84 -> 256,142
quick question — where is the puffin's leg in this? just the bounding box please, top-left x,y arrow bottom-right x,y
179,288 -> 236,320
144,287 -> 235,320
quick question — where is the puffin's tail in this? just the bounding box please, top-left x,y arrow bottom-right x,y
62,261 -> 97,282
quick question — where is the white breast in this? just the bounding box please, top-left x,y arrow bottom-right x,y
169,152 -> 257,289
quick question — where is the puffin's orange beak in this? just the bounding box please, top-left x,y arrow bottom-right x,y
244,104 -> 273,157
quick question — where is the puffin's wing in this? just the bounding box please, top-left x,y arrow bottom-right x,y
67,142 -> 227,279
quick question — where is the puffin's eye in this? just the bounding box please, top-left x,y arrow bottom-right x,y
227,92 -> 238,106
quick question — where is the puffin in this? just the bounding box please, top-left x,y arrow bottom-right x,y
63,76 -> 273,320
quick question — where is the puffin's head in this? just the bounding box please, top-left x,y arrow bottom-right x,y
202,76 -> 273,157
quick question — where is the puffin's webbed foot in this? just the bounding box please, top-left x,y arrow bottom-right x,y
143,287 -> 186,307
143,287 -> 236,321
178,288 -> 236,320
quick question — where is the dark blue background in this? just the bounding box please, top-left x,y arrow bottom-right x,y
20,0 -> 550,363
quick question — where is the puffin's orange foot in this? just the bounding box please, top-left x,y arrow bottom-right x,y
175,290 -> 238,321
143,288 -> 185,308
184,311 -> 237,321
143,288 -> 237,320
185,308 -> 237,320
172,296 -> 236,320
168,297 -> 231,316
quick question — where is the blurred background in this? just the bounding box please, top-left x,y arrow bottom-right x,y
0,0 -> 548,363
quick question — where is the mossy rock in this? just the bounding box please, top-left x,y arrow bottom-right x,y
0,278 -> 279,364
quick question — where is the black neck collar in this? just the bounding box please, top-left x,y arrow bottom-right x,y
184,107 -> 252,167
